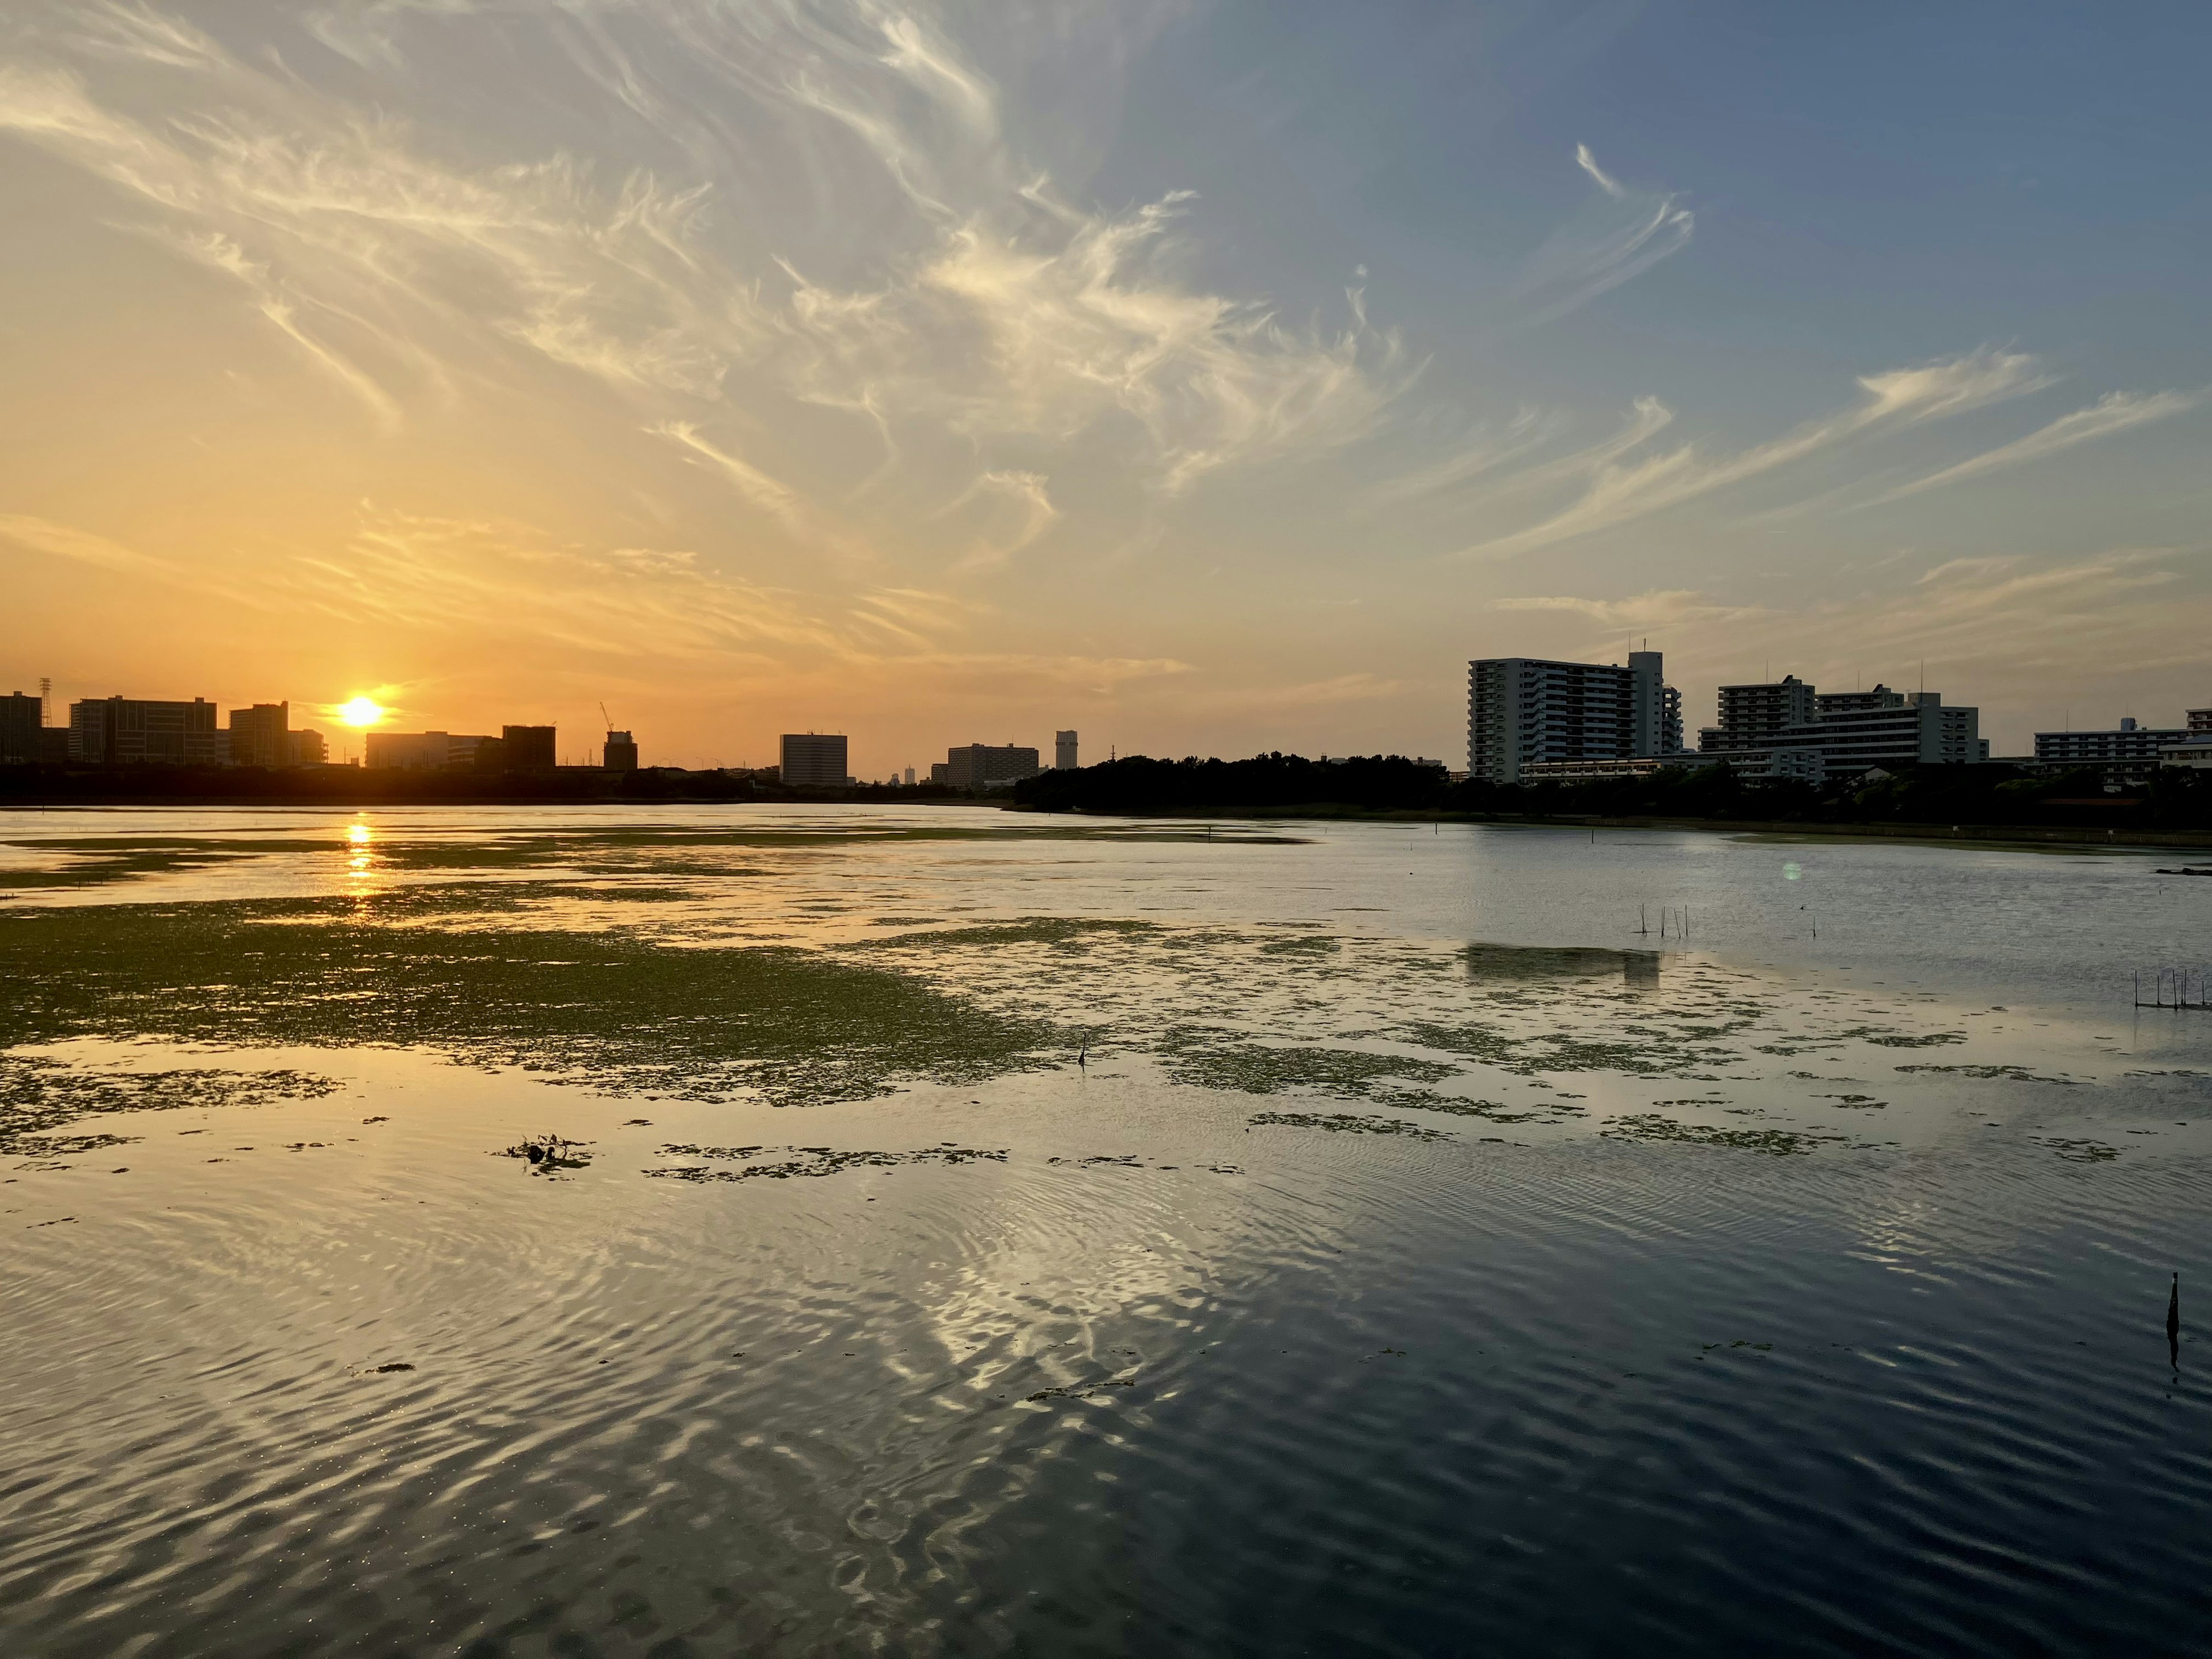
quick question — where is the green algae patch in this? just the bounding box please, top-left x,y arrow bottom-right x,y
1896,1063 -> 2082,1085
872,918 -> 1159,949
1600,1113 -> 1846,1156
1378,1090 -> 1568,1124
647,1145 -> 1010,1180
1248,1111 -> 1452,1141
1161,1039 -> 1460,1097
0,898 -> 1063,1110
1,1055 -> 340,1158
1401,1020 -> 1740,1079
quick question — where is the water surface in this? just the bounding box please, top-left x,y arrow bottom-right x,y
3,806 -> 2207,1656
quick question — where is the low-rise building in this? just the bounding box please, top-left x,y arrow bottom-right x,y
1699,679 -> 1983,782
67,696 -> 223,765
2035,718 -> 2189,767
1519,756 -> 1672,783
939,743 -> 1041,790
366,730 -> 459,770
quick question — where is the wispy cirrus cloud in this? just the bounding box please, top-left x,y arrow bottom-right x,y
0,0 -> 1404,505
1514,144 -> 1694,326
1864,389 -> 2201,506
944,469 -> 1058,571
1493,588 -> 1770,631
1459,348 -> 2052,558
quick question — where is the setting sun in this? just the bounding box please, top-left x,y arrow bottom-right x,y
338,697 -> 387,728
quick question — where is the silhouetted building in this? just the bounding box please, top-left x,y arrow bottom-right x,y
289,729 -> 327,765
1055,730 -> 1078,770
1,692 -> 42,764
779,733 -> 849,786
903,766 -> 916,787
502,725 -> 556,772
1467,651 -> 1674,783
367,731 -> 458,770
67,696 -> 222,765
603,730 -> 638,771
226,702 -> 291,769
941,743 -> 1041,791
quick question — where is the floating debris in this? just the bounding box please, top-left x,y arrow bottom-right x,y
1024,1372 -> 1138,1403
2032,1137 -> 2118,1163
498,1134 -> 592,1173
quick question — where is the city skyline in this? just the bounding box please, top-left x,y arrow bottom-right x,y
5,3 -> 2211,772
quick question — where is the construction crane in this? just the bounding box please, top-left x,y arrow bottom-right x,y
599,701 -> 615,734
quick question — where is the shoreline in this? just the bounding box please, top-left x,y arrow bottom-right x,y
5,790 -> 2208,852
1014,803 -> 2212,851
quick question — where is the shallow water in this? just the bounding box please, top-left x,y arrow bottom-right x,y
3,806 -> 2209,1656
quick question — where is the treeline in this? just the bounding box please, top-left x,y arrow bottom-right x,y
0,764 -> 960,808
1014,753 -> 2212,832
1014,753 -> 1457,814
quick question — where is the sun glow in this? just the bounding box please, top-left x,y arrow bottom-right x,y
338,697 -> 387,728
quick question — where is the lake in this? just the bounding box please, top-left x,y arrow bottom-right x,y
3,805 -> 2207,1656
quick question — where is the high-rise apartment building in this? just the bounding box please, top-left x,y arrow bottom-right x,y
1055,730 -> 1079,770
67,696 -> 222,765
1698,679 -> 1982,779
2034,717 -> 2191,767
1701,676 -> 1817,752
1466,651 -> 1673,783
226,702 -> 291,769
940,744 -> 1041,790
779,733 -> 849,786
501,725 -> 556,772
603,731 -> 638,771
0,692 -> 42,764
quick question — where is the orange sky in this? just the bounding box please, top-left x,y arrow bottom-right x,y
5,2 -> 2209,774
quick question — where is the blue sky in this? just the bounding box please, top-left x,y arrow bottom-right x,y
2,1 -> 2206,767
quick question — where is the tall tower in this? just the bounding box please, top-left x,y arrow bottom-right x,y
1055,730 -> 1078,770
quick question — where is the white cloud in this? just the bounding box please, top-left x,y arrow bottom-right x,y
1866,389 -> 2200,505
1460,349 -> 2051,558
946,469 -> 1058,570
1518,145 -> 1694,325
0,2 -> 1406,508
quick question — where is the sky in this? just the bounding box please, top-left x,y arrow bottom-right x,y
3,0 -> 2209,771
